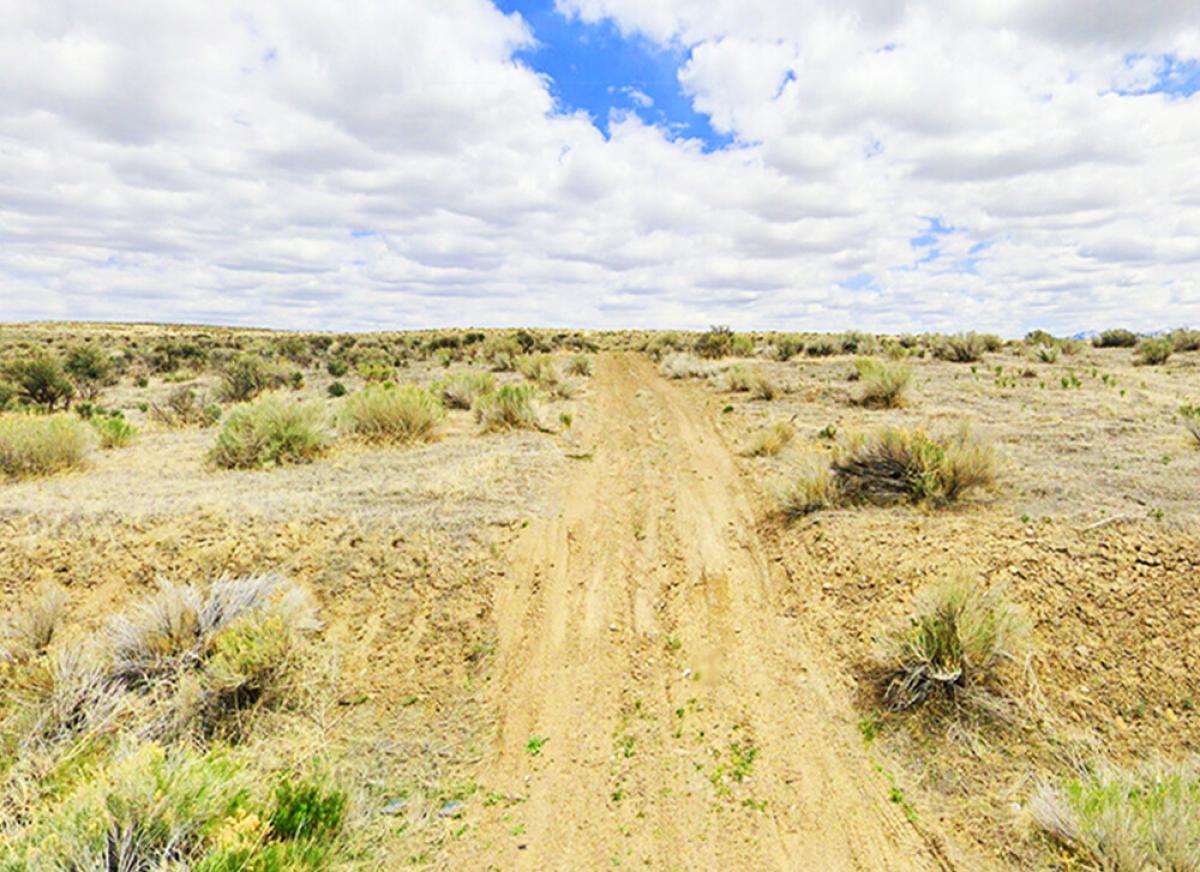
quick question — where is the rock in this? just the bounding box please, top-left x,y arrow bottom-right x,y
382,798 -> 407,816
438,801 -> 464,818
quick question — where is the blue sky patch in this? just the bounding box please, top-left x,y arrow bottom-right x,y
1115,53 -> 1200,97
495,0 -> 733,151
910,216 -> 954,247
836,272 -> 876,291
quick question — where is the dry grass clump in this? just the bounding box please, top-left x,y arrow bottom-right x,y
660,352 -> 716,379
476,383 -> 539,432
779,426 -> 995,517
742,421 -> 794,457
565,354 -> 593,376
0,585 -> 67,662
6,645 -> 127,749
339,384 -> 443,444
106,574 -> 319,691
1135,336 -> 1173,365
874,574 -> 1029,711
516,353 -> 558,384
833,426 -> 995,507
0,413 -> 90,480
721,365 -> 778,399
211,397 -> 331,469
438,371 -> 495,410
852,358 -> 911,408
723,364 -> 754,392
779,454 -> 836,518
1030,759 -> 1200,871
933,332 -> 988,362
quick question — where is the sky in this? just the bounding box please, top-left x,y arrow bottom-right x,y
1,1 -> 1199,334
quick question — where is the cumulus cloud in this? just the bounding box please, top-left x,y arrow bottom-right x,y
0,0 -> 1198,333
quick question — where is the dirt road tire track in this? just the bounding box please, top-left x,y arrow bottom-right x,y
449,353 -> 954,870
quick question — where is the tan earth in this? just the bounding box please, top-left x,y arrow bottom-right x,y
448,353 -> 956,871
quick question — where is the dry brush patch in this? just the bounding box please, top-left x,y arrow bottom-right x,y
339,383 -> 444,444
781,426 -> 995,516
0,413 -> 90,480
873,574 -> 1029,713
211,395 -> 332,469
0,510 -> 509,869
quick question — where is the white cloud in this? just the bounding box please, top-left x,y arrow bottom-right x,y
1,0 -> 1198,333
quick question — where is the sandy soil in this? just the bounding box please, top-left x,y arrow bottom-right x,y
446,354 -> 954,871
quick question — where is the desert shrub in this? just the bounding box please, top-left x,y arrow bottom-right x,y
272,336 -> 311,365
644,332 -> 685,361
325,357 -> 349,378
933,333 -> 987,363
730,333 -> 754,356
3,355 -> 75,410
1135,336 -> 1173,365
63,344 -> 115,401
152,386 -> 222,428
216,354 -> 285,403
875,574 -> 1028,711
750,370 -> 779,400
1032,344 -> 1058,363
482,336 -> 520,370
0,585 -> 67,661
805,337 -> 839,357
268,777 -> 347,842
773,335 -> 803,361
476,383 -> 539,432
0,380 -> 15,410
694,325 -> 735,359
833,426 -> 995,507
92,414 -> 137,449
723,364 -> 754,392
1023,329 -> 1057,346
516,353 -> 559,386
1031,760 -> 1200,872
1169,328 -> 1200,352
779,455 -> 835,518
339,384 -> 443,444
0,414 -> 89,479
0,745 -> 248,870
660,353 -> 715,379
840,331 -> 879,355
145,339 -> 209,373
743,421 -> 794,457
1180,404 -> 1200,446
326,380 -> 347,398
439,371 -> 495,410
547,376 -> 582,400
565,354 -> 593,377
853,358 -> 911,408
210,397 -> 330,469
180,611 -> 305,741
107,574 -> 318,691
1094,328 -> 1139,348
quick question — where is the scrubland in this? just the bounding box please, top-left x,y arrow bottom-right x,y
1,321 -> 1198,869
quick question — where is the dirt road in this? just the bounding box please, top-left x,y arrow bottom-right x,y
451,353 -> 953,870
